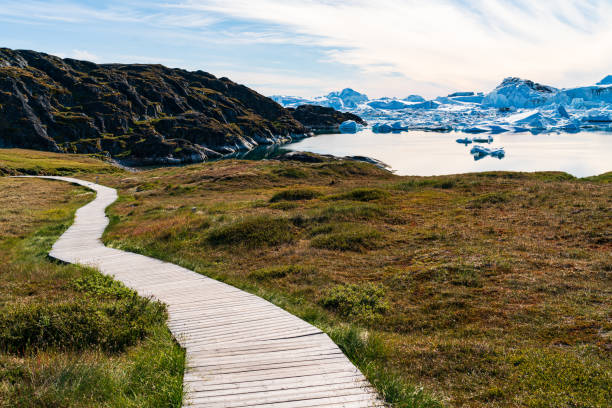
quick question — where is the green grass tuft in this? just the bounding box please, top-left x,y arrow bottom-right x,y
321,283 -> 389,320
270,188 -> 322,202
329,188 -> 389,202
249,265 -> 316,281
311,227 -> 383,252
206,216 -> 295,248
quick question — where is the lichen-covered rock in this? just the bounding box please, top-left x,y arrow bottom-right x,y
0,48 -> 306,164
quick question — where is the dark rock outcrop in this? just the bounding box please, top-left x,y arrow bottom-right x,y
287,105 -> 367,133
0,48 -> 308,165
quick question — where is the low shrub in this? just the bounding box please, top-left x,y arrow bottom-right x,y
313,203 -> 386,222
249,265 -> 315,281
270,188 -> 322,202
395,178 -> 456,190
71,272 -> 133,299
329,188 -> 389,202
0,296 -> 166,355
311,227 -> 382,252
272,167 -> 308,179
467,192 -> 510,208
269,202 -> 299,210
206,216 -> 295,248
321,283 -> 389,320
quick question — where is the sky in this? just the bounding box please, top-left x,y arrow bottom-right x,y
1,0 -> 611,99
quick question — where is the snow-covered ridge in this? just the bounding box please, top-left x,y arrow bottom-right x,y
270,76 -> 612,134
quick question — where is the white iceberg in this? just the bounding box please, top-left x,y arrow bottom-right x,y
482,77 -> 557,109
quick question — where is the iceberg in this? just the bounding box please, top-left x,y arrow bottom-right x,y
463,126 -> 488,134
456,137 -> 472,145
488,125 -> 509,134
473,135 -> 493,143
269,76 -> 612,135
339,120 -> 360,133
372,123 -> 393,133
391,121 -> 407,131
327,88 -> 369,109
403,95 -> 426,102
557,105 -> 570,118
597,75 -> 612,86
482,77 -> 557,109
451,95 -> 484,103
470,146 -> 505,159
448,92 -> 475,97
585,113 -> 612,123
490,148 -> 506,159
367,99 -> 409,110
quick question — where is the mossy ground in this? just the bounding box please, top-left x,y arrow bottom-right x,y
2,149 -> 611,407
0,148 -> 119,176
0,177 -> 184,407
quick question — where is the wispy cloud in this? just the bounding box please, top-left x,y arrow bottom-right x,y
1,0 -> 611,97
169,0 -> 612,93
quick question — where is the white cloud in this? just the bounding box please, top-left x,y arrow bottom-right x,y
70,49 -> 100,62
171,0 -> 612,97
3,0 -> 611,97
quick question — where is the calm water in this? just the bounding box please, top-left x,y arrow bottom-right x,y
279,130 -> 611,177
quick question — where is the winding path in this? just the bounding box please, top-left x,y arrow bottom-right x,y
24,176 -> 384,408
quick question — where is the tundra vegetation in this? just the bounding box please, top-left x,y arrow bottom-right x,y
0,175 -> 184,407
1,148 -> 611,408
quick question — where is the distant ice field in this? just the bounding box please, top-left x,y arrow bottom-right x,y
285,130 -> 611,177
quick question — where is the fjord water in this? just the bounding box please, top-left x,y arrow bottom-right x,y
285,130 -> 611,177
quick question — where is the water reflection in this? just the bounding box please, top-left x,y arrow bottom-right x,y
283,130 -> 610,177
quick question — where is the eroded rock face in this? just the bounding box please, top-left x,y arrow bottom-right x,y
287,104 -> 367,133
0,48 -> 306,164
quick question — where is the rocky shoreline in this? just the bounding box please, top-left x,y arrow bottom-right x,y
0,48 -> 363,165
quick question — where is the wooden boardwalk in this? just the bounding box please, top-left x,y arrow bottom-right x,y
25,176 -> 384,408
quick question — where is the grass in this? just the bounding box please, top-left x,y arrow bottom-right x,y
329,187 -> 389,201
0,177 -> 184,407
269,187 -> 322,202
206,215 -> 295,248
5,149 -> 612,407
0,148 -> 120,176
321,283 -> 390,321
311,226 -> 383,252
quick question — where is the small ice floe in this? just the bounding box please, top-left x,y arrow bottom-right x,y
513,126 -> 530,132
488,125 -> 509,134
391,121 -> 408,131
339,120 -> 360,133
372,123 -> 393,133
456,137 -> 473,145
470,145 -> 505,160
472,135 -> 494,143
463,126 -> 488,133
489,148 -> 505,158
470,145 -> 491,155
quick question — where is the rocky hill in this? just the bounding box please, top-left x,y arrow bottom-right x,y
288,105 -> 367,133
0,48 -> 313,165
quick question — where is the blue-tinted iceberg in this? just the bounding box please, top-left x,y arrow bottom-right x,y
597,75 -> 612,86
367,99 -> 409,110
403,95 -> 426,102
372,123 -> 393,133
270,76 -> 612,135
339,120 -> 361,133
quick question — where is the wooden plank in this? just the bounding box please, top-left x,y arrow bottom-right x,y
17,176 -> 382,408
